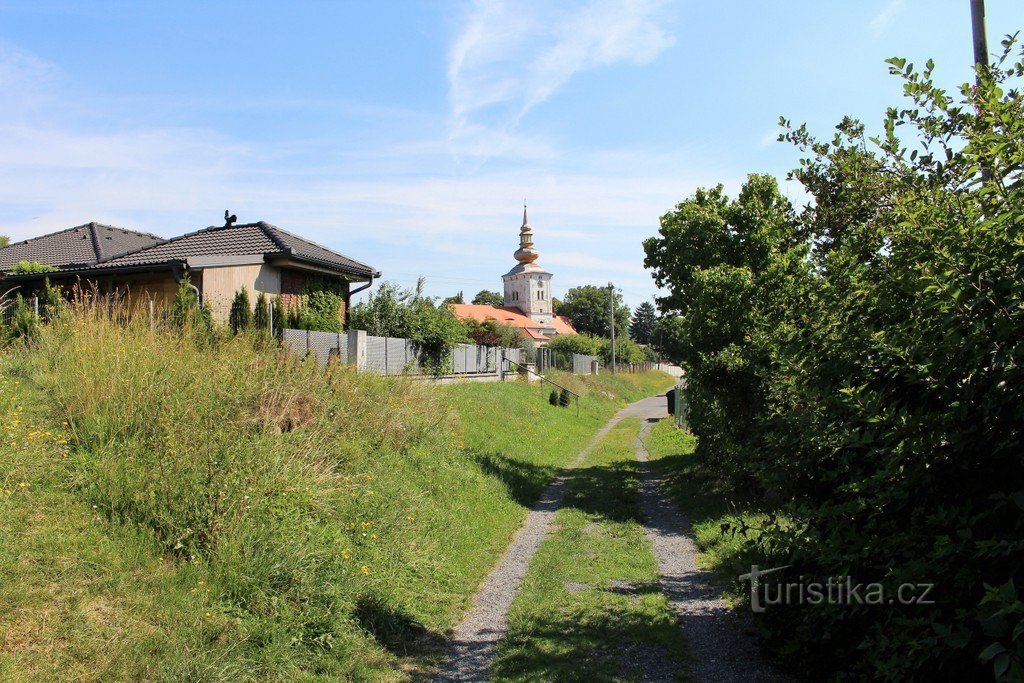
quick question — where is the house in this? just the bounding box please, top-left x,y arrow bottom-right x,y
450,206 -> 576,343
1,219 -> 379,323
0,222 -> 164,271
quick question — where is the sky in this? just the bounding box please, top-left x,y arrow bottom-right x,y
1,0 -> 1022,310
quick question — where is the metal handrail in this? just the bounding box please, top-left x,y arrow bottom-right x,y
503,356 -> 581,416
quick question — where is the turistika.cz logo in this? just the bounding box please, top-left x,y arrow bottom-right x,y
738,565 -> 935,614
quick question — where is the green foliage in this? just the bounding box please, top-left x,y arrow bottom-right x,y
558,285 -> 630,337
546,330 -> 647,366
170,277 -> 212,334
4,294 -> 39,341
629,301 -> 657,345
349,280 -> 469,375
602,336 -> 647,366
465,319 -> 522,348
297,290 -> 343,332
272,295 -> 286,337
644,42 -> 1024,679
227,289 -> 252,334
471,289 -> 504,306
252,291 -> 269,334
9,260 -> 57,274
549,389 -> 558,406
546,332 -> 603,357
441,291 -> 464,305
0,235 -> 9,248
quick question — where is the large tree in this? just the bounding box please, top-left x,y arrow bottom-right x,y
471,289 -> 503,306
0,236 -> 9,248
642,43 -> 1024,681
557,285 -> 629,337
628,301 -> 657,344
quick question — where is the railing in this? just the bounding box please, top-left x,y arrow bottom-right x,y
503,356 -> 581,417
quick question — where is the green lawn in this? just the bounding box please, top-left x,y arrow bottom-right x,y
492,418 -> 691,682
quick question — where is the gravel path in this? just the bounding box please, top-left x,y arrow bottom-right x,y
433,395 -> 666,682
634,412 -> 785,682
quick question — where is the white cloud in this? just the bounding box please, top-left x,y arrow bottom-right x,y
869,0 -> 904,36
447,0 -> 675,158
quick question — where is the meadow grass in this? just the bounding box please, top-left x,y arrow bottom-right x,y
491,418 -> 691,682
0,308 -> 672,680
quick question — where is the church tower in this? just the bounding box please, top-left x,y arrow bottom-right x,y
503,204 -> 554,329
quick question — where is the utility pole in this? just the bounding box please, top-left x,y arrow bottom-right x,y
608,282 -> 616,374
971,0 -> 992,184
971,0 -> 988,78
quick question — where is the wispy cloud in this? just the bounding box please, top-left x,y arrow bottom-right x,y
869,0 -> 904,36
447,0 -> 675,158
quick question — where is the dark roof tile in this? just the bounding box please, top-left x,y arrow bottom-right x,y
0,223 -> 164,270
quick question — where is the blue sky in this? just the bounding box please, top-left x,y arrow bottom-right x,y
1,0 -> 1021,310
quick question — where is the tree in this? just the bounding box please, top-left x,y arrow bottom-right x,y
228,289 -> 252,333
465,320 -> 521,347
272,296 -> 286,336
442,291 -> 464,306
253,291 -> 269,334
471,289 -> 504,306
628,302 -> 657,344
348,279 -> 468,375
0,235 -> 9,248
557,285 -> 629,337
641,41 -> 1024,680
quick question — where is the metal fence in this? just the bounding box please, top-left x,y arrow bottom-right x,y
283,328 -> 522,377
282,329 -> 349,368
535,347 -> 599,374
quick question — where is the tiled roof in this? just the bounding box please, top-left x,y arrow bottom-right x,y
449,303 -> 576,340
553,315 -> 577,335
0,223 -> 164,271
88,222 -> 378,278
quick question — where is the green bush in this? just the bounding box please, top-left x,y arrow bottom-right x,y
228,289 -> 252,334
643,43 -> 1024,679
252,291 -> 269,334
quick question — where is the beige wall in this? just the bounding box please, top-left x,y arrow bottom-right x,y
201,264 -> 282,321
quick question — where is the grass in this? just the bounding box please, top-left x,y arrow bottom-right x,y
0,307 -> 673,680
491,418 -> 691,682
644,420 -> 784,605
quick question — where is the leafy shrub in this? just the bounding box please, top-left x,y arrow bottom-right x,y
549,389 -> 558,406
642,42 -> 1024,679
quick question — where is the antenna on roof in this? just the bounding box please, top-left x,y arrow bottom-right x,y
223,210 -> 238,228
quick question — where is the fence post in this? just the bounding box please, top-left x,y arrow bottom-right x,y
149,299 -> 155,333
347,329 -> 367,372
384,335 -> 389,375
32,296 -> 39,319
268,299 -> 274,335
306,329 -> 312,357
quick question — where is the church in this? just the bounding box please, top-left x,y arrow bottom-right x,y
450,206 -> 577,343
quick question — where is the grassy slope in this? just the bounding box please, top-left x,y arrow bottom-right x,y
0,313 -> 673,681
492,418 -> 691,682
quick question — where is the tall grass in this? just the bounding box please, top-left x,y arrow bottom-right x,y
4,305 -> 674,678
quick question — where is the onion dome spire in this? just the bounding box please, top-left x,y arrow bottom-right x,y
514,201 -> 539,265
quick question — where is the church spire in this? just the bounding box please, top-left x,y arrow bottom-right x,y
514,201 -> 538,265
